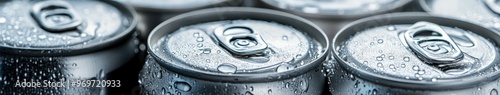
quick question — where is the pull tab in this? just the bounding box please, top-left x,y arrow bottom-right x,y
214,24 -> 268,55
403,21 -> 464,63
31,1 -> 82,32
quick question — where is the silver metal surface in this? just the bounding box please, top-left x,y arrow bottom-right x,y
116,0 -> 243,41
328,13 -> 500,94
141,7 -> 329,95
420,0 -> 500,32
259,0 -> 412,44
260,0 -> 411,19
0,0 -> 136,56
0,0 -> 139,94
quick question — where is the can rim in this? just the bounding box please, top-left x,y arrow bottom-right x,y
332,12 -> 500,90
260,0 -> 412,19
147,7 -> 329,83
0,0 -> 139,56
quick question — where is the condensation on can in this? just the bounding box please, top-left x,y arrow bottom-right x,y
0,1 -> 139,94
259,0 -> 412,40
420,0 -> 500,32
140,7 -> 329,95
116,0 -> 245,42
327,13 -> 500,95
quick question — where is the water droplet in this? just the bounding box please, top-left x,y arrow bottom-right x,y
0,17 -> 6,23
282,35 -> 288,40
372,89 -> 378,95
161,87 -> 167,95
202,48 -> 211,54
378,50 -> 383,53
412,66 -> 419,71
417,70 -> 425,75
389,64 -> 396,70
403,57 -> 410,62
196,37 -> 204,42
376,56 -> 383,61
349,74 -> 355,80
370,42 -> 375,45
217,63 -> 237,74
98,69 -> 105,79
38,35 -> 47,39
174,82 -> 191,92
401,64 -> 406,68
72,63 -> 77,66
377,39 -> 384,43
387,26 -> 396,31
363,61 -> 368,64
300,79 -> 309,92
197,44 -> 203,47
377,62 -> 383,67
491,89 -> 498,95
156,71 -> 162,78
80,33 -> 87,37
193,32 -> 199,37
268,89 -> 272,94
285,82 -> 290,88
431,78 -> 437,82
388,56 -> 394,60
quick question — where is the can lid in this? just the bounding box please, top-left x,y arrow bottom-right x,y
333,13 -> 500,89
420,0 -> 500,30
117,0 -> 234,12
261,0 -> 411,19
0,1 -> 137,56
148,7 -> 329,82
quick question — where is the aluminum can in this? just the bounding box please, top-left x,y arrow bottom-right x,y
420,0 -> 500,32
116,0 -> 244,41
327,13 -> 500,95
259,0 -> 412,39
0,0 -> 140,94
140,7 -> 329,95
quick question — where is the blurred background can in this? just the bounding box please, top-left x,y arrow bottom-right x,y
0,0 -> 141,94
327,13 -> 500,94
140,7 -> 329,95
257,0 -> 412,40
116,0 -> 245,42
420,0 -> 500,32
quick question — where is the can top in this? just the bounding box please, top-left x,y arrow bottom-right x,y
261,0 -> 411,19
148,7 -> 328,82
117,0 -> 232,12
0,1 -> 137,56
333,13 -> 500,89
420,0 -> 500,30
